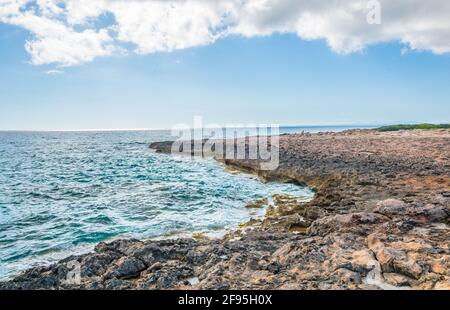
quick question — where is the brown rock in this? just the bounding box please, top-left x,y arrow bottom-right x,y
434,279 -> 450,290
430,258 -> 448,275
383,273 -> 414,287
368,234 -> 406,273
308,212 -> 388,236
350,250 -> 377,272
271,243 -> 295,264
390,240 -> 432,253
375,199 -> 407,216
368,234 -> 424,279
375,199 -> 448,223
334,268 -> 362,285
394,258 -> 423,279
245,198 -> 269,209
418,204 -> 448,223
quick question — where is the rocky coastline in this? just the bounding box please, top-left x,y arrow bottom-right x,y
1,129 -> 449,290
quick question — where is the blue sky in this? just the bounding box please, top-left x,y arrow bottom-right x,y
1,1 -> 450,130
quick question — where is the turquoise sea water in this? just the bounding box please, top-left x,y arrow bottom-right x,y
0,126 -> 372,279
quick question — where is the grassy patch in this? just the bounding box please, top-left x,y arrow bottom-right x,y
377,124 -> 450,132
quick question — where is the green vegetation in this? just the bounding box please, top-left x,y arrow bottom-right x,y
377,124 -> 450,132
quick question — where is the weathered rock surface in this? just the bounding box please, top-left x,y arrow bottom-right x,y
1,129 -> 449,290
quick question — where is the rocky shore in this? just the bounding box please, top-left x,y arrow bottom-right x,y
1,129 -> 449,290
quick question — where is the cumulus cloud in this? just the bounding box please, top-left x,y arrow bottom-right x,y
0,0 -> 116,66
1,0 -> 450,66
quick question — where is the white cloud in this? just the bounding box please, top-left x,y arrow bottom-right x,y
45,69 -> 63,74
1,0 -> 450,66
0,0 -> 116,66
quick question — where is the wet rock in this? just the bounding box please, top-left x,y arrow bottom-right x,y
80,253 -> 118,278
132,244 -> 162,265
95,239 -> 143,256
245,198 -> 269,209
105,257 -> 147,280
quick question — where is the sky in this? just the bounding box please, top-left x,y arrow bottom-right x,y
0,0 -> 450,131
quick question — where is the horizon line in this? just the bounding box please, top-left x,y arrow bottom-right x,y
0,124 -> 385,133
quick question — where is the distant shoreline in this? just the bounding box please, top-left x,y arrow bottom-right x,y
2,123 -> 450,133
0,124 -> 379,133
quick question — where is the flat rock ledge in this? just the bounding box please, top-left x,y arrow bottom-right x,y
2,129 -> 449,290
